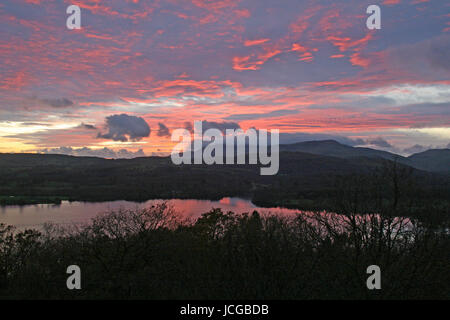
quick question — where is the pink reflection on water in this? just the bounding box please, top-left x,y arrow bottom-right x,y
0,197 -> 302,229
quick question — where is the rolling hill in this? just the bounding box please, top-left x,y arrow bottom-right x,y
279,140 -> 403,161
279,140 -> 449,173
407,149 -> 450,173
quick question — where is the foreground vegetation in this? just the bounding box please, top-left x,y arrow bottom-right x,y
0,200 -> 448,299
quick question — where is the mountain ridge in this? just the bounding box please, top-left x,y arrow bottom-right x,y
1,139 -> 448,173
279,140 -> 449,172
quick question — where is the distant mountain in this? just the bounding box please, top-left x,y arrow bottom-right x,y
407,149 -> 450,173
279,140 -> 404,161
279,140 -> 449,173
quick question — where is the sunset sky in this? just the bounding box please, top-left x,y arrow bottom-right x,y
0,0 -> 449,157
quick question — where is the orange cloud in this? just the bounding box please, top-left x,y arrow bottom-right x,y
383,0 -> 401,5
244,38 -> 270,46
327,33 -> 373,52
233,49 -> 282,71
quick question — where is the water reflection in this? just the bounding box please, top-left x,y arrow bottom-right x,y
0,198 -> 301,229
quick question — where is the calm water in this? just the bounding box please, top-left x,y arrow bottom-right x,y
0,197 -> 301,229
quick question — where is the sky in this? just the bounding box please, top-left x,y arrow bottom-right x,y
0,0 -> 449,158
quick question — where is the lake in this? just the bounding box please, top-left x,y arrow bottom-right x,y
0,197 -> 302,229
